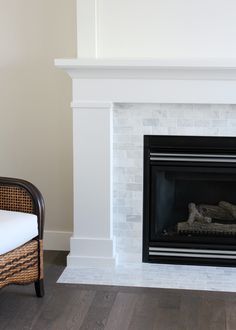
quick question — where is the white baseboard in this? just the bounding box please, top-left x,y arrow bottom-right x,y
44,230 -> 72,251
67,237 -> 117,267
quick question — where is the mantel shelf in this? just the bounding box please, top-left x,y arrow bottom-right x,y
55,58 -> 236,82
55,57 -> 236,104
55,58 -> 236,70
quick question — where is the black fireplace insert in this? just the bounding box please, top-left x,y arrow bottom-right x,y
143,135 -> 236,266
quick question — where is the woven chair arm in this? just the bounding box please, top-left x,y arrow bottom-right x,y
0,177 -> 45,239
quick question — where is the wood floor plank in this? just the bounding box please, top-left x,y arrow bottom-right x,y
181,292 -> 226,330
180,291 -> 204,330
31,287 -> 95,330
0,277 -> 46,330
226,299 -> 236,330
59,289 -> 96,330
145,289 -> 182,330
79,289 -> 117,329
198,296 -> 226,330
127,292 -> 161,330
104,292 -> 139,330
0,251 -> 235,330
153,307 -> 184,330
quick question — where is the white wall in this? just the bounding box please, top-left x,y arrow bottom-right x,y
0,0 -> 76,249
77,0 -> 236,58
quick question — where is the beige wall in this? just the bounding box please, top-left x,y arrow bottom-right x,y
0,1 -> 76,238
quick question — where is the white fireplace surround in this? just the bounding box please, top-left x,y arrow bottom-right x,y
55,58 -> 236,267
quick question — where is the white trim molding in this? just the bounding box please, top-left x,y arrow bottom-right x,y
76,0 -> 97,57
68,237 -> 116,267
55,58 -> 236,104
70,100 -> 116,267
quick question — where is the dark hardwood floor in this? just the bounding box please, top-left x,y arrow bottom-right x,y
0,251 -> 236,330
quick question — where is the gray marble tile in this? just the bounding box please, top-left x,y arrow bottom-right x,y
58,262 -> 236,292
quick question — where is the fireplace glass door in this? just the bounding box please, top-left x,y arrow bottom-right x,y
143,135 -> 236,265
150,165 -> 236,246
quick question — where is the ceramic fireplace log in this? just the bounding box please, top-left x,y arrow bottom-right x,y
177,221 -> 236,235
187,203 -> 212,225
198,204 -> 235,221
182,201 -> 236,235
218,201 -> 236,219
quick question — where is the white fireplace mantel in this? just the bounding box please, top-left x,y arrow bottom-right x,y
55,58 -> 236,267
55,58 -> 236,105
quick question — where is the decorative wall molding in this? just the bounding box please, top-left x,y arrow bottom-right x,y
76,1 -> 236,59
76,0 -> 97,57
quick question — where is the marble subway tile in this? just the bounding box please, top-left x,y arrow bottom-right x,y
126,215 -> 141,222
113,103 -> 236,262
143,118 -> 160,126
126,183 -> 142,191
212,120 -> 227,128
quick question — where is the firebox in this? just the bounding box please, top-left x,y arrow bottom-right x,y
143,135 -> 236,266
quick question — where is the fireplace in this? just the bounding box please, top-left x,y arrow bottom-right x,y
55,57 -> 236,267
143,135 -> 236,266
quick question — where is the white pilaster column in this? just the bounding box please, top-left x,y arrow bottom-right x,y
67,100 -> 116,267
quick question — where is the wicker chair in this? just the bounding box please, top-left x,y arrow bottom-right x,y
0,177 -> 45,297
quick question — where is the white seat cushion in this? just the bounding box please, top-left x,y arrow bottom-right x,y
0,210 -> 38,255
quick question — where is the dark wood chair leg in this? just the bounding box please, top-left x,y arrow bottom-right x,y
34,279 -> 44,297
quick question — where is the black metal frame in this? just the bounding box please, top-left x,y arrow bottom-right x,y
143,135 -> 236,266
0,176 -> 45,239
